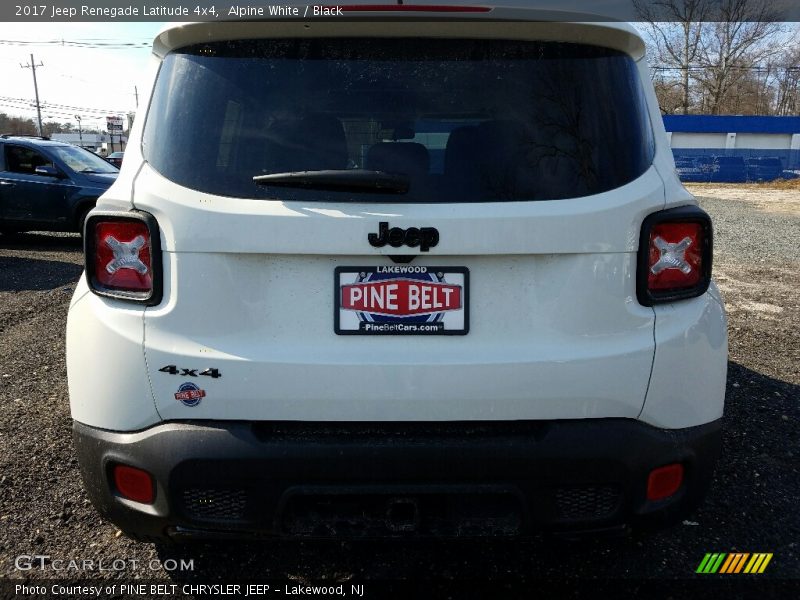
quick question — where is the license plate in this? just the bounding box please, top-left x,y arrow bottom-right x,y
335,266 -> 469,335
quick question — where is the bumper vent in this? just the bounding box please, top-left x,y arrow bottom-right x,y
182,488 -> 247,520
554,485 -> 620,520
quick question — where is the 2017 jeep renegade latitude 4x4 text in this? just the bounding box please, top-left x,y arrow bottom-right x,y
67,10 -> 727,541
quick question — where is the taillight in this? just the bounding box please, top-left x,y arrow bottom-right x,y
637,205 -> 712,306
85,211 -> 162,305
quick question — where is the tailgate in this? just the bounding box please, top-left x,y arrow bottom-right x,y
137,165 -> 661,422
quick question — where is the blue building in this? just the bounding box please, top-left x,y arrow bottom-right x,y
663,115 -> 800,182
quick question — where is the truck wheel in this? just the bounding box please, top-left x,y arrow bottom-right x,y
77,205 -> 94,238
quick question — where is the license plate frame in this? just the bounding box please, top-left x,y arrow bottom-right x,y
334,266 -> 469,335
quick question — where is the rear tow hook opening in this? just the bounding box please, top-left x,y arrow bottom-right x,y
385,497 -> 420,533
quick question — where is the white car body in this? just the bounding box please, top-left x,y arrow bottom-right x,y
67,8 -> 727,541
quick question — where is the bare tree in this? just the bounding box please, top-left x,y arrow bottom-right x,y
634,0 -> 798,116
0,113 -> 37,135
652,73 -> 687,113
773,44 -> 800,115
710,68 -> 774,114
694,0 -> 785,114
634,0 -> 712,114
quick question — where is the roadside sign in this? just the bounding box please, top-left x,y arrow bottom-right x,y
106,116 -> 124,133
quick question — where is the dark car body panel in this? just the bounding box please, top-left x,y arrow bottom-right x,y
107,152 -> 125,168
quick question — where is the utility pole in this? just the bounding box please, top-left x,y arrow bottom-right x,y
134,85 -> 139,108
21,54 -> 44,136
74,114 -> 83,147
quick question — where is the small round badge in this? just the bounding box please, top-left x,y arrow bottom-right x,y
173,382 -> 206,407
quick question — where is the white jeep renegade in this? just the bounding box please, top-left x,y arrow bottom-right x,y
66,8 -> 727,542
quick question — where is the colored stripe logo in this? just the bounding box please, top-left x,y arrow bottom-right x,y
696,553 -> 773,574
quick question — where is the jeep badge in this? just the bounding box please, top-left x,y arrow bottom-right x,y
368,222 -> 440,252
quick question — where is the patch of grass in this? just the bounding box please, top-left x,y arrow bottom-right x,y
685,179 -> 800,190
753,178 -> 800,190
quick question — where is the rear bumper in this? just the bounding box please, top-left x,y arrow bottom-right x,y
73,418 -> 721,541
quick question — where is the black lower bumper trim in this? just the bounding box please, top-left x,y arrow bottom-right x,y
73,418 -> 721,541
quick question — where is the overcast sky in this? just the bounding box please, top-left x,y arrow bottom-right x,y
0,22 -> 165,131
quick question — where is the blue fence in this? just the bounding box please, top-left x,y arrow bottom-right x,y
671,149 -> 800,183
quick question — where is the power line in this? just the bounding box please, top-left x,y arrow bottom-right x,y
0,107 -> 118,123
0,101 -> 126,125
0,39 -> 151,49
0,95 -> 130,115
652,65 -> 800,72
0,103 -> 100,119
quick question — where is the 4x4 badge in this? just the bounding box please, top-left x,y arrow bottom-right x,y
159,365 -> 222,379
368,222 -> 439,252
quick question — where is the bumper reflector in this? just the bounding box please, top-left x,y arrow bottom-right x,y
647,463 -> 684,501
113,465 -> 155,504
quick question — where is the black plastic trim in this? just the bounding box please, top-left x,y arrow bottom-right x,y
389,255 -> 416,264
84,210 -> 163,306
73,418 -> 722,541
73,198 -> 98,230
637,204 -> 713,307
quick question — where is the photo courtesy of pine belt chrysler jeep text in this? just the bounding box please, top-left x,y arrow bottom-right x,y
66,7 -> 727,542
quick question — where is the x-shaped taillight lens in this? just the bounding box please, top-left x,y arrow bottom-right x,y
647,222 -> 703,291
87,214 -> 161,304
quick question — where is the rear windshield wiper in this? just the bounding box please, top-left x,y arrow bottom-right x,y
253,169 -> 409,194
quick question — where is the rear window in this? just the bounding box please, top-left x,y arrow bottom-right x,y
143,38 -> 655,202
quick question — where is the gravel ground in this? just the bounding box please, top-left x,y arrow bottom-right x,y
0,187 -> 798,594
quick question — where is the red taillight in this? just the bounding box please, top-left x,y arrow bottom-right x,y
647,222 -> 704,291
647,463 -> 684,501
94,221 -> 153,292
637,206 -> 712,306
85,212 -> 162,305
113,464 -> 155,504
